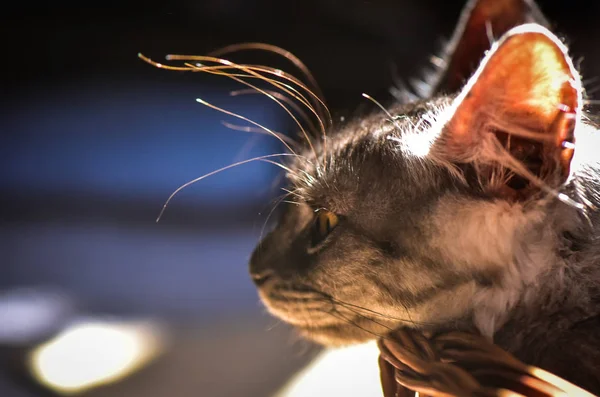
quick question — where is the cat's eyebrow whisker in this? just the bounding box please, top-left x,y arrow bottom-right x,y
258,196 -> 285,244
156,153 -> 299,223
281,187 -> 304,200
186,64 -> 318,162
221,121 -> 297,146
257,189 -> 302,245
361,93 -> 405,131
171,55 -> 321,165
207,42 -> 328,111
260,159 -> 300,177
184,63 -> 327,143
140,52 -> 330,176
282,200 -> 302,206
249,63 -> 332,129
195,97 -> 297,155
193,63 -> 330,138
294,169 -> 319,189
207,43 -> 328,121
139,53 -> 329,125
165,61 -> 330,137
137,53 -> 193,71
583,99 -> 600,105
183,59 -> 328,175
229,88 -> 320,137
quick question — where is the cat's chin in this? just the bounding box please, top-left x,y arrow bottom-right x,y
288,313 -> 401,346
257,286 -> 398,345
296,324 -> 377,346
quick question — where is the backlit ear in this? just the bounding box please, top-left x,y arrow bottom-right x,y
431,0 -> 548,95
437,24 -> 582,198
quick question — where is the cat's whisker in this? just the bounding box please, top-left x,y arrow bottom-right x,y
156,153 -> 299,223
247,63 -> 332,129
186,64 -> 317,162
583,99 -> 600,106
258,192 -> 294,248
266,319 -> 283,332
159,60 -> 328,136
361,93 -> 406,132
207,42 -> 330,124
137,53 -> 193,71
281,187 -> 304,200
303,287 -> 431,328
326,296 -> 438,328
296,169 -> 318,188
165,55 -> 321,165
184,63 -> 327,141
260,160 -> 301,177
190,63 -> 330,140
195,97 -> 297,155
322,307 -> 389,340
138,54 -> 325,156
390,65 -> 421,104
140,53 -> 330,175
231,133 -> 264,164
221,121 -> 296,146
330,302 -> 395,332
183,58 -> 327,175
282,200 -> 302,206
229,88 -> 319,137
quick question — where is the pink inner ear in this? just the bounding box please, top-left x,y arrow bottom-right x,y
445,24 -> 582,187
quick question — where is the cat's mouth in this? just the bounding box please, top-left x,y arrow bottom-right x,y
257,283 -> 395,345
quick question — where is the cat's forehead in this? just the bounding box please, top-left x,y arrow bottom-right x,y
287,97 -> 456,213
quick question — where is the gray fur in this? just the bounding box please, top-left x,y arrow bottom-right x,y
249,2 -> 600,392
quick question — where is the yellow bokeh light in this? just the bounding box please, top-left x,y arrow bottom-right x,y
29,320 -> 164,394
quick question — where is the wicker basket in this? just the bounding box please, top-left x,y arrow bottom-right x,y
377,328 -> 597,397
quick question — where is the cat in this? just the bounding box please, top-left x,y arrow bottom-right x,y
247,0 -> 600,393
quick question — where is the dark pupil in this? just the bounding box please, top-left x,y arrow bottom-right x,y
323,216 -> 330,234
311,214 -> 330,247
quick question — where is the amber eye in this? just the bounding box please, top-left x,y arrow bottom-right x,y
310,210 -> 339,248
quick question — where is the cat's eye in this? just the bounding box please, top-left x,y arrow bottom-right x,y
310,210 -> 339,248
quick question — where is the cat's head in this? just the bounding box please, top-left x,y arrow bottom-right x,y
249,0 -> 588,345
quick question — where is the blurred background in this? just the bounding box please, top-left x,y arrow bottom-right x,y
1,1 -> 599,396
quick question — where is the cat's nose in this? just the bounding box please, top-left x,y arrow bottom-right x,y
250,269 -> 274,286
249,241 -> 275,284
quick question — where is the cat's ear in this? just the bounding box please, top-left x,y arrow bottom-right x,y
436,24 -> 582,197
430,0 -> 549,95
